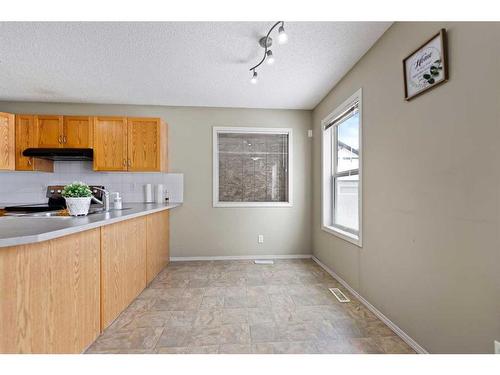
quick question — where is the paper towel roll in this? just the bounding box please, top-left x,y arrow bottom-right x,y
144,184 -> 153,203
155,184 -> 164,203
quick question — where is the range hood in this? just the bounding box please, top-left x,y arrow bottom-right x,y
23,148 -> 93,161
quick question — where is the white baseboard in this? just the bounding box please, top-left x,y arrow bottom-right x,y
312,256 -> 428,354
170,254 -> 312,262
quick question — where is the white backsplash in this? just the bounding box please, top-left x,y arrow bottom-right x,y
0,161 -> 183,204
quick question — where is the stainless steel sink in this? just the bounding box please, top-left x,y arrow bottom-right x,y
3,207 -> 132,218
3,211 -> 72,218
88,207 -> 132,215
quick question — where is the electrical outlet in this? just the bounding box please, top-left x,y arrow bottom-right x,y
307,129 -> 313,138
495,340 -> 500,354
258,235 -> 264,244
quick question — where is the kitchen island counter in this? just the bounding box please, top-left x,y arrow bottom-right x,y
0,202 -> 180,248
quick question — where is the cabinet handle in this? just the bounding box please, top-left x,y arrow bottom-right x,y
63,135 -> 67,144
28,158 -> 32,166
127,159 -> 132,167
123,159 -> 126,167
58,135 -> 62,144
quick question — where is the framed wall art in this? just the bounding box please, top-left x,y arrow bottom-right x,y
403,28 -> 448,100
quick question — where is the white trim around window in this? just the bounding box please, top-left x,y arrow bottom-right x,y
321,89 -> 363,247
213,126 -> 293,208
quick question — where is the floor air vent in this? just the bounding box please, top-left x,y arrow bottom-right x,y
254,260 -> 274,265
329,288 -> 350,303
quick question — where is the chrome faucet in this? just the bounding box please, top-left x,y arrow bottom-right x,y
91,187 -> 110,212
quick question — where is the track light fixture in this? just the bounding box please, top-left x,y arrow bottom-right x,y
249,21 -> 288,83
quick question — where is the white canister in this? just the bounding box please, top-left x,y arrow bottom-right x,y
155,184 -> 164,203
144,184 -> 153,203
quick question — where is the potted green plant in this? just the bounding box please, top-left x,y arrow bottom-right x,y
61,181 -> 93,216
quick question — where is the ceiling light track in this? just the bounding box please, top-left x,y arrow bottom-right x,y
249,21 -> 288,84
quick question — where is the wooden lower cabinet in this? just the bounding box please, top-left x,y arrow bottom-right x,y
0,211 -> 170,353
0,229 -> 100,353
146,210 -> 170,284
100,216 -> 147,330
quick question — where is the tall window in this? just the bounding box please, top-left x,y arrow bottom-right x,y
322,89 -> 362,246
213,127 -> 292,207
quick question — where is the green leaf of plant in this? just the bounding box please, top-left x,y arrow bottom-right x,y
428,78 -> 435,84
62,181 -> 92,198
423,74 -> 431,79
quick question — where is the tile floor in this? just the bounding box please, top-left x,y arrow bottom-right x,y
86,259 -> 415,354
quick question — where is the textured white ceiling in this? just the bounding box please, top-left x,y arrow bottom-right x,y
0,22 -> 391,109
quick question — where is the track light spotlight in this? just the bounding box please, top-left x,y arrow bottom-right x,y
278,24 -> 288,44
250,70 -> 258,84
266,50 -> 275,65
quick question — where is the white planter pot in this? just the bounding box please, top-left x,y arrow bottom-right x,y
65,197 -> 91,216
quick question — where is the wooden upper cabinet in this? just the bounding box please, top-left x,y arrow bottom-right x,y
8,112 -> 167,173
33,115 -> 92,149
93,116 -> 167,172
15,115 -> 53,172
0,112 -> 15,170
127,118 -> 167,172
35,115 -> 63,148
63,116 -> 93,148
93,117 -> 128,171
15,115 -> 35,170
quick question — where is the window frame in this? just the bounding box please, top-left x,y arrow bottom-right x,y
321,89 -> 363,247
213,126 -> 293,208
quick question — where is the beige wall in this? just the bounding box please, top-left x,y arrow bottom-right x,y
312,22 -> 500,353
0,102 -> 312,258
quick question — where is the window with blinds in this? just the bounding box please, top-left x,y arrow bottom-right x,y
213,127 -> 293,207
321,89 -> 362,246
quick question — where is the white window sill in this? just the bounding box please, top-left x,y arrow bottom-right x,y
321,225 -> 362,247
214,202 -> 293,208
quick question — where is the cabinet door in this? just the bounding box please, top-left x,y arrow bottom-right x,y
63,116 -> 93,148
146,210 -> 170,284
15,115 -> 36,170
15,115 -> 53,172
0,240 -> 49,353
93,117 -> 128,171
0,229 -> 100,353
127,118 -> 166,171
100,217 -> 147,330
46,229 -> 101,353
36,115 -> 63,148
0,112 -> 15,170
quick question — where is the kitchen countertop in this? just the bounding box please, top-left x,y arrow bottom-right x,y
0,202 -> 181,248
